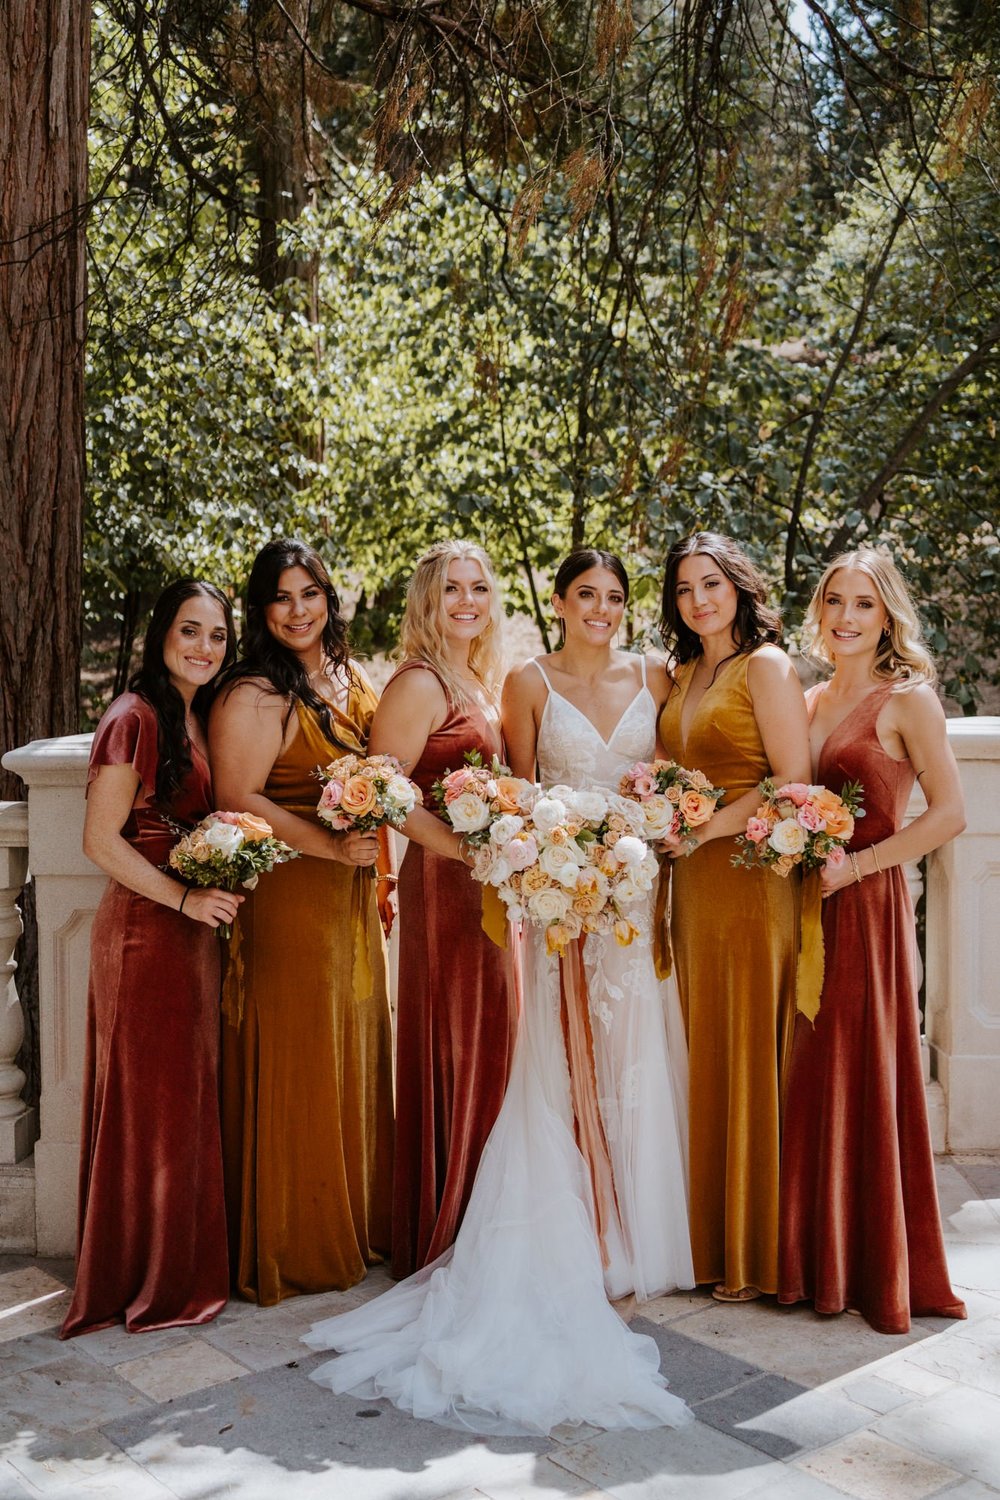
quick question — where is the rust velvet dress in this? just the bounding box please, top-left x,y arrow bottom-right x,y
391,661 -> 517,1279
778,684 -> 966,1333
222,683 -> 394,1305
659,652 -> 800,1295
61,694 -> 228,1339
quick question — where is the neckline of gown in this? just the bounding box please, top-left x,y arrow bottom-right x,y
810,681 -> 904,768
541,679 -> 653,750
674,651 -> 745,760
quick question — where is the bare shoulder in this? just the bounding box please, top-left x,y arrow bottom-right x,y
213,676 -> 286,720
502,658 -> 546,706
642,652 -> 673,697
348,659 -> 376,695
380,661 -> 448,714
747,643 -> 797,689
888,680 -> 946,731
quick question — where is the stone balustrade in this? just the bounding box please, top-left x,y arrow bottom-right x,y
1,718 -> 998,1255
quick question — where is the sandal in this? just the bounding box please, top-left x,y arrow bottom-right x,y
712,1284 -> 761,1303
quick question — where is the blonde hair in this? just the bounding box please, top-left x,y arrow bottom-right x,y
803,548 -> 936,687
397,540 -> 505,707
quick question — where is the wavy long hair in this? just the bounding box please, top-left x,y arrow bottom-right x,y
129,579 -> 236,809
659,532 -> 782,663
803,548 -> 936,686
397,541 -> 504,707
220,538 -> 354,738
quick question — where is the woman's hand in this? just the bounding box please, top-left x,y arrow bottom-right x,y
183,887 -> 244,928
333,829 -> 380,866
819,856 -> 857,899
660,829 -> 703,860
376,877 -> 397,937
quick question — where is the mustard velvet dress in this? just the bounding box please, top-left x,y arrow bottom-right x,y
659,651 -> 800,1294
222,681 -> 394,1306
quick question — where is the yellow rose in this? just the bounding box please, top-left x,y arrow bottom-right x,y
340,776 -> 377,818
614,917 -> 640,947
236,812 -> 273,842
520,865 -> 551,896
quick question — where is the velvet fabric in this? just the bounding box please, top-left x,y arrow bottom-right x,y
61,694 -> 229,1339
390,661 -> 517,1280
778,685 -> 966,1333
659,653 -> 800,1294
222,688 -> 394,1306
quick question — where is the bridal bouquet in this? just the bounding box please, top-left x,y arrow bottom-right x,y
466,784 -> 658,956
316,753 -> 421,834
618,759 -> 725,844
732,779 -> 865,877
167,811 -> 299,935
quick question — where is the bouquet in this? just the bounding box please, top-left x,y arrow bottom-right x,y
432,752 -> 535,850
167,811 -> 299,935
316,754 -> 421,875
618,759 -> 725,846
444,777 -> 659,957
732,779 -> 865,877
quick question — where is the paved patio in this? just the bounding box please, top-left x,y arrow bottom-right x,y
0,1155 -> 997,1500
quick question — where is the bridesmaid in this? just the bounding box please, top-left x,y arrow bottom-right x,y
62,580 -> 239,1338
370,540 -> 517,1279
779,548 -> 967,1333
210,538 -> 394,1305
658,532 -> 811,1302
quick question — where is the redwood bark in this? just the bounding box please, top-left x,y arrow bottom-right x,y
0,1 -> 90,797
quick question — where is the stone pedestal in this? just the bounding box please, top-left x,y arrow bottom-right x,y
2,736 -> 100,1256
924,717 -> 1000,1152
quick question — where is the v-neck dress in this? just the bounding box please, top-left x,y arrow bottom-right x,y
778,683 -> 966,1333
659,651 -> 800,1294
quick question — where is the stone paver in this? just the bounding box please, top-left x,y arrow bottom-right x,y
0,1156 -> 996,1500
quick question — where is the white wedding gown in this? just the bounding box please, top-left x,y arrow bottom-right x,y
304,657 -> 694,1436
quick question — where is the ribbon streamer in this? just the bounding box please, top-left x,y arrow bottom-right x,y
796,867 -> 825,1023
652,858 -> 673,980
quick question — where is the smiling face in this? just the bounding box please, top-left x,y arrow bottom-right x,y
162,595 -> 230,695
554,566 -> 626,647
264,565 -> 329,659
820,567 -> 889,663
674,553 -> 739,647
440,557 -> 493,645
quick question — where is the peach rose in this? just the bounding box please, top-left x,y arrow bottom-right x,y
520,864 -> 551,896
340,776 -> 377,818
776,782 -> 810,806
494,777 -> 526,814
811,788 -> 855,841
236,812 -> 273,842
679,790 -> 716,827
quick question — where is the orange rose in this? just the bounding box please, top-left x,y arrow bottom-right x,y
679,790 -> 716,827
236,812 -> 273,842
811,788 -> 854,841
340,776 -> 377,818
493,777 -> 525,814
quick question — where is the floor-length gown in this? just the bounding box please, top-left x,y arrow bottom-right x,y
303,656 -> 694,1435
222,683 -> 394,1306
778,684 -> 966,1334
62,693 -> 228,1338
390,661 -> 516,1279
659,651 -> 800,1295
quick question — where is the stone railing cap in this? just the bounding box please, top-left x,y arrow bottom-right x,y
2,734 -> 94,787
0,800 -> 29,847
946,716 -> 1000,759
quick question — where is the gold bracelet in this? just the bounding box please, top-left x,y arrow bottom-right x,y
849,852 -> 863,884
377,872 -> 398,885
871,845 -> 883,875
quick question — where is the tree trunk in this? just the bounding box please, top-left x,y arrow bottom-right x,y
0,1 -> 90,798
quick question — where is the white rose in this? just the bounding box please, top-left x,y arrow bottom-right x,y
447,790 -> 492,833
204,822 -> 244,857
530,795 -> 568,834
487,855 -> 513,887
768,817 -> 808,857
490,813 -> 524,845
613,873 -> 641,905
539,843 -> 582,888
640,795 -> 677,840
526,886 -> 573,923
611,834 -> 647,868
568,788 -> 609,823
386,774 -> 417,813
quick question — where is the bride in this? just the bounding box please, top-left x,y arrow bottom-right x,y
303,547 -> 694,1436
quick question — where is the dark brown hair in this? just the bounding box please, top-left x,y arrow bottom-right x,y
659,532 -> 781,663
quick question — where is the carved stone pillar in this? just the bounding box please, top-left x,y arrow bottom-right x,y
0,800 -> 35,1163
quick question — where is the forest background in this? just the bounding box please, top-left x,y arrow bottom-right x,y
2,0 -> 999,787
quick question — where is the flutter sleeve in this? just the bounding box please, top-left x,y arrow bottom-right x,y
87,694 -> 160,799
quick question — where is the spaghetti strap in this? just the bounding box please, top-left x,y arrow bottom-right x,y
639,655 -> 647,688
530,658 -> 554,691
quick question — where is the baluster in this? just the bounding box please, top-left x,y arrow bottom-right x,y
0,802 -> 35,1162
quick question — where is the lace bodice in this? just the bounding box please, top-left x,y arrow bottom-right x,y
533,658 -> 656,790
